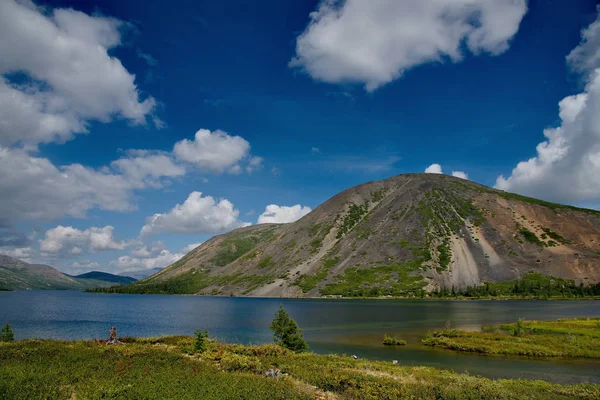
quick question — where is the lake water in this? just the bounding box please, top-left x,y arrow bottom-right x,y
1,291 -> 599,385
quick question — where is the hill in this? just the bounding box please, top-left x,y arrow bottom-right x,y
70,271 -> 136,285
0,255 -> 135,290
101,173 -> 600,297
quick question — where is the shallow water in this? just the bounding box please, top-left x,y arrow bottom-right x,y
1,291 -> 599,384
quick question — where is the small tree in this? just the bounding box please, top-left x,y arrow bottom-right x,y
194,329 -> 209,353
270,305 -> 308,352
0,324 -> 14,342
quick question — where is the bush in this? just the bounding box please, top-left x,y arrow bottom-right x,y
512,319 -> 529,337
194,329 -> 209,353
383,335 -> 406,346
0,324 -> 14,342
270,305 -> 308,353
219,353 -> 263,373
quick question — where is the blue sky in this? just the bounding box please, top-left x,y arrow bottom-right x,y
1,0 -> 599,274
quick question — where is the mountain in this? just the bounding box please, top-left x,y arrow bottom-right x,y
104,173 -> 600,297
118,267 -> 163,280
70,271 -> 136,285
0,255 -> 135,290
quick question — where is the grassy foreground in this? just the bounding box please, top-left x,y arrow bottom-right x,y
423,317 -> 600,358
1,337 -> 600,399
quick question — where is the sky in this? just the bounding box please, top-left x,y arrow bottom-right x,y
1,0 -> 599,275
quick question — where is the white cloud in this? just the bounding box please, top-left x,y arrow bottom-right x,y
495,10 -> 600,205
451,171 -> 469,180
257,204 -> 312,224
173,129 -> 251,173
111,150 -> 185,188
311,147 -> 321,154
0,246 -> 33,260
140,191 -> 250,236
566,6 -> 600,80
0,0 -> 158,148
130,241 -> 167,258
425,163 -> 443,174
0,147 -> 137,222
110,250 -> 183,272
40,225 -> 127,256
72,260 -> 99,269
291,0 -> 527,91
181,242 -> 203,253
246,156 -> 264,174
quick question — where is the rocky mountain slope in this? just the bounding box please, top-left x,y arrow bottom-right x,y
111,173 -> 600,297
0,255 -> 136,290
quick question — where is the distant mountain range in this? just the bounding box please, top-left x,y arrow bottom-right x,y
0,255 -> 136,291
118,267 -> 163,280
103,173 -> 600,297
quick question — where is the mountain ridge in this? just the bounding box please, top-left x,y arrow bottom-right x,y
0,255 -> 136,291
98,173 -> 600,297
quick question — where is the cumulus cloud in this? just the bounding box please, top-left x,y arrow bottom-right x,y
140,191 -> 250,236
257,204 -> 312,224
182,242 -> 203,253
451,171 -> 469,180
110,250 -> 183,272
246,156 -> 264,174
0,148 -> 137,222
173,129 -> 251,173
39,225 -> 127,256
111,150 -> 185,187
0,147 -> 189,223
566,8 -> 600,80
0,0 -> 158,148
495,10 -> 600,204
424,163 -> 443,174
0,246 -> 33,260
72,260 -> 100,269
291,0 -> 527,91
109,241 -> 200,273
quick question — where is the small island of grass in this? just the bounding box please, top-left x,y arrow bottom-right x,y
383,334 -> 406,346
422,317 -> 600,358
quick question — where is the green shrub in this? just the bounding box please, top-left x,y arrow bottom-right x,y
0,324 -> 14,342
270,305 -> 308,353
194,329 -> 209,353
219,353 -> 263,373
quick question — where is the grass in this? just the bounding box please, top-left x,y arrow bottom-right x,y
2,336 -> 599,400
519,227 -> 545,246
321,260 -> 426,297
423,317 -> 600,358
383,335 -> 406,346
336,202 -> 370,238
210,228 -> 277,267
293,256 -> 339,293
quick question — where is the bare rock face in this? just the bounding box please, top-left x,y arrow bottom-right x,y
136,174 -> 600,297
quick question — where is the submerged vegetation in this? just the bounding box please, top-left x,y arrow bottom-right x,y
423,317 -> 600,358
2,336 -> 599,400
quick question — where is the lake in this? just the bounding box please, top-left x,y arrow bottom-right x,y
1,291 -> 599,385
